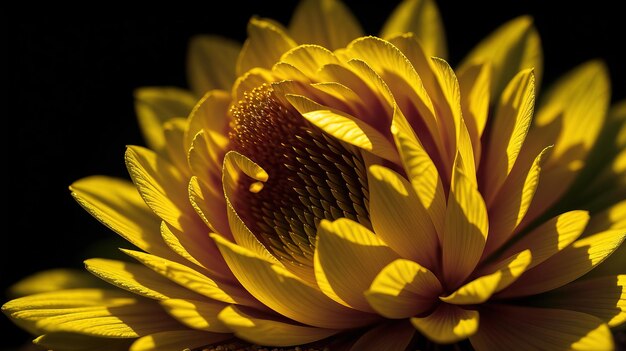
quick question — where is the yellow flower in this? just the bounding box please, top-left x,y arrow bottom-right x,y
4,0 -> 625,350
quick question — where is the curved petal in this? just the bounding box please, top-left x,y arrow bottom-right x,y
499,229 -> 626,298
457,62 -> 491,164
2,289 -> 180,338
187,35 -> 241,95
221,152 -> 278,263
495,210 -> 589,270
289,0 -> 363,50
122,249 -> 259,308
482,69 -> 535,205
429,57 -> 466,174
314,218 -> 398,311
469,305 -> 613,351
218,305 -> 338,346
368,164 -> 439,269
380,0 -> 447,58
286,94 -> 400,163
232,67 -> 275,102
184,89 -> 231,154
390,107 -> 446,237
160,299 -> 229,333
125,146 -> 229,276
70,176 -> 172,259
279,44 -> 340,79
85,259 -> 203,301
236,17 -> 296,76
442,156 -> 489,288
130,330 -> 231,351
188,176 -> 230,238
162,118 -> 191,177
441,250 -> 531,305
459,16 -> 542,100
484,146 -> 552,257
365,259 -> 441,319
411,304 -> 479,344
211,234 -> 376,329
134,87 -> 196,152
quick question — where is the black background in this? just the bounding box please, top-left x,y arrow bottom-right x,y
4,1 -> 624,348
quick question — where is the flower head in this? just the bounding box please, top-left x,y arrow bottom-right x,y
4,0 -> 625,350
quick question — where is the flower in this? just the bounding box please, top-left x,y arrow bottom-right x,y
4,0 -> 625,350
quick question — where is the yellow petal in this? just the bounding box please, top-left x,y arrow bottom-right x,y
2,289 -> 179,338
537,275 -> 626,328
232,67 -> 275,102
442,250 -> 531,305
130,330 -> 231,351
499,229 -> 626,298
162,118 -> 191,178
345,37 -> 441,161
442,156 -> 489,288
187,35 -> 241,95
368,165 -> 439,269
125,146 -> 228,276
211,234 -> 375,329
522,61 -> 610,224
317,62 -> 391,125
9,269 -> 104,299
163,221 -> 232,283
380,0 -> 447,58
411,304 -> 479,344
134,87 -> 196,152
469,305 -> 613,351
34,333 -> 132,351
349,320 -> 415,351
429,57 -> 465,173
184,89 -> 231,154
459,16 -> 542,100
289,0 -> 363,50
586,200 -> 626,235
70,176 -> 172,259
345,58 -> 396,114
124,145 -> 187,227
279,44 -> 339,79
219,305 -> 337,346
221,152 -> 279,264
286,94 -> 400,163
365,259 -> 441,319
484,146 -> 552,256
584,201 -> 626,277
390,109 -> 446,240
496,210 -> 589,270
310,81 -> 367,116
160,299 -> 229,333
314,218 -> 398,311
482,69 -> 535,205
188,176 -> 230,238
34,305 -> 180,338
84,258 -> 203,301
236,17 -> 296,76
457,62 -> 491,164
188,130 -> 223,191
122,249 -> 259,308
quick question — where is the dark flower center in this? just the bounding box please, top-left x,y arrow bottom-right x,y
229,84 -> 371,269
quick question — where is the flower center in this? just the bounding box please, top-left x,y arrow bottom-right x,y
229,84 -> 371,268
